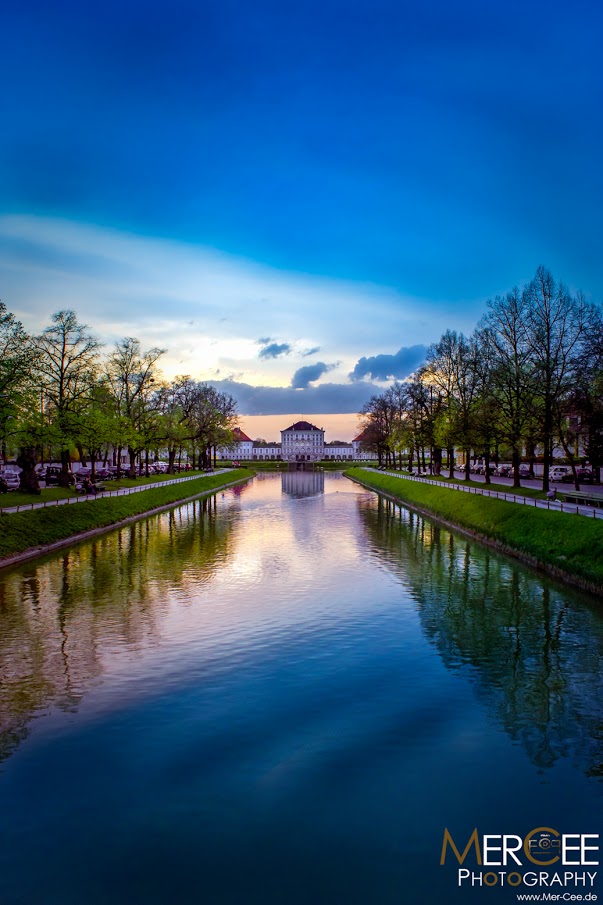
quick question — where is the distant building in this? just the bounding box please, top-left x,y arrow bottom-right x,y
220,427 -> 254,460
281,420 -> 325,462
324,441 -> 353,461
352,430 -> 376,461
217,421 -> 375,461
252,441 -> 281,460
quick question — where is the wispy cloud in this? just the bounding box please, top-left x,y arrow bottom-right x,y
0,216 -> 435,386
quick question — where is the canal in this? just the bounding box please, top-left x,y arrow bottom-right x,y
0,471 -> 601,904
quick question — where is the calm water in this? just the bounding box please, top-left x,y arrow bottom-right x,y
0,471 -> 601,905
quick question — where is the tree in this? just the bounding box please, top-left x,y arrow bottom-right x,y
36,310 -> 101,486
424,330 -> 479,479
187,384 -> 238,468
105,338 -> 165,477
524,267 -> 588,492
0,302 -> 37,470
359,393 -> 396,467
479,288 -> 535,488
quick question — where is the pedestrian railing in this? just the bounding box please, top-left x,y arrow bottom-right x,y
0,470 -> 230,515
364,469 -> 603,521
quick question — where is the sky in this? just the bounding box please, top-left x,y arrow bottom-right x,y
1,0 -> 602,439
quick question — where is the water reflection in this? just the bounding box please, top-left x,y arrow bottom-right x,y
281,469 -> 325,497
0,495 -> 238,761
359,495 -> 603,776
1,473 -> 602,783
0,473 -> 602,905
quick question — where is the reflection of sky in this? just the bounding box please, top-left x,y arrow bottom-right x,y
0,474 -> 381,738
2,1 -> 602,417
1,474 -> 603,905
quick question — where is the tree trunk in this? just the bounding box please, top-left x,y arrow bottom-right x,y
433,447 -> 442,476
448,446 -> 454,479
167,448 -> 176,474
512,447 -> 521,489
128,447 -> 137,478
464,448 -> 471,481
17,446 -> 40,494
484,450 -> 491,485
59,449 -> 72,488
76,442 -> 87,467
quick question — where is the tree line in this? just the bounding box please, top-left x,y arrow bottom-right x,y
359,267 -> 603,491
0,307 -> 238,492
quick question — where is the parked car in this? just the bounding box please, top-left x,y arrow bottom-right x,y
45,465 -> 75,486
474,463 -> 496,475
494,464 -> 512,477
519,464 -> 531,478
560,468 -> 594,484
549,466 -> 572,482
0,472 -> 19,491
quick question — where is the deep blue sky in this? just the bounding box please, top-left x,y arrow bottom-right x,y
1,0 -> 602,420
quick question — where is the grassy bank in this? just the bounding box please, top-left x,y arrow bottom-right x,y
1,469 -> 212,509
346,467 -> 603,593
0,468 -> 253,563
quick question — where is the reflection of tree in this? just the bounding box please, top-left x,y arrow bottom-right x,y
358,496 -> 603,777
0,494 -> 238,761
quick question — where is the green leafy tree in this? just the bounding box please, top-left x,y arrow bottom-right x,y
36,310 -> 101,486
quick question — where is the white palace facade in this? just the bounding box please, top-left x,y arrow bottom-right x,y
218,421 -> 373,462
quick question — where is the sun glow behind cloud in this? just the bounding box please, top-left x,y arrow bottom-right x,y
0,214 -> 431,388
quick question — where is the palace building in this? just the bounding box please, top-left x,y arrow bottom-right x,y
218,421 -> 373,462
281,421 -> 325,462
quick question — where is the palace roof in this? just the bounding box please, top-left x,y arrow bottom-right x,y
283,421 -> 323,432
232,427 -> 253,443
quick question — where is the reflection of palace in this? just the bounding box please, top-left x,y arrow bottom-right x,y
358,495 -> 603,777
281,470 -> 325,498
219,421 -> 373,462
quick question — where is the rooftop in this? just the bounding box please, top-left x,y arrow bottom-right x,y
232,427 -> 253,443
283,420 -> 323,432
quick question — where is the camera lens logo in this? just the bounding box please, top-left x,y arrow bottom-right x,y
525,828 -> 561,866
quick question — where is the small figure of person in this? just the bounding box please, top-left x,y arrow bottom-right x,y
546,488 -> 556,501
82,477 -> 97,496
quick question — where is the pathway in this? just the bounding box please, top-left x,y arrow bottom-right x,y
365,468 -> 603,521
0,470 -> 231,515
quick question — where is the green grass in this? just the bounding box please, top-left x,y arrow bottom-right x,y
345,467 -> 603,591
2,486 -> 75,507
0,469 -> 212,509
0,468 -> 253,561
